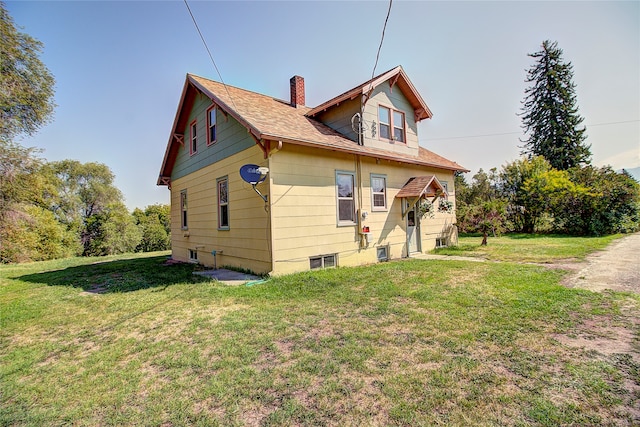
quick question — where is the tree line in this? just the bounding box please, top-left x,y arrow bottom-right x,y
1,3 -> 170,263
455,158 -> 639,244
456,41 -> 639,244
0,146 -> 170,263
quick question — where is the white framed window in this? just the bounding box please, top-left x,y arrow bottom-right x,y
180,190 -> 188,229
310,254 -> 337,269
436,237 -> 447,248
207,106 -> 217,145
370,174 -> 387,211
378,104 -> 406,143
378,106 -> 391,139
393,110 -> 405,143
217,176 -> 229,229
189,249 -> 198,262
190,120 -> 197,155
336,171 -> 356,225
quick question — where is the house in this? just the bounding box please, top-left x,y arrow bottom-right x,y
157,66 -> 468,275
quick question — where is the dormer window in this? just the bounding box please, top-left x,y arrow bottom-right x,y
378,106 -> 391,139
378,105 -> 405,143
393,110 -> 405,143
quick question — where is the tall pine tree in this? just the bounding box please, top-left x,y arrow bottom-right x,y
520,40 -> 590,170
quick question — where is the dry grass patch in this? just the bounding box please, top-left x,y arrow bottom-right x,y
2,252 -> 639,426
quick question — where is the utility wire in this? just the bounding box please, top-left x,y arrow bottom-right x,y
424,119 -> 640,142
183,0 -> 237,111
370,0 -> 393,82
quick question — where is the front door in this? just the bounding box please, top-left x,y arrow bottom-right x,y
406,205 -> 420,254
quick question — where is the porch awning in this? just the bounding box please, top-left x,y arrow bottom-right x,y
395,175 -> 447,199
395,176 -> 448,219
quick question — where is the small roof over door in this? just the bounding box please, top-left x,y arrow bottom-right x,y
395,176 -> 448,199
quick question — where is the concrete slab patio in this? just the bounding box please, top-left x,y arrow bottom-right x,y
193,268 -> 262,285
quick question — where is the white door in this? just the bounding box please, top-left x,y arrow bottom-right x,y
407,205 -> 420,254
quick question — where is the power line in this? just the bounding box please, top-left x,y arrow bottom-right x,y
370,0 -> 393,82
423,119 -> 640,142
183,0 -> 237,111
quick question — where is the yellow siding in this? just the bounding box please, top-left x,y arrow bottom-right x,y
361,84 -> 420,156
170,145 -> 272,274
269,144 -> 457,275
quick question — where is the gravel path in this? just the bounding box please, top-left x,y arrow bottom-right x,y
563,232 -> 640,293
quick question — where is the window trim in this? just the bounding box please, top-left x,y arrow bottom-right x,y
392,110 -> 406,143
189,119 -> 198,155
440,181 -> 449,199
206,105 -> 217,146
310,254 -> 337,269
378,105 -> 391,140
335,171 -> 357,226
217,176 -> 229,230
376,246 -> 389,262
188,249 -> 198,262
180,190 -> 188,230
370,173 -> 387,211
378,103 -> 406,144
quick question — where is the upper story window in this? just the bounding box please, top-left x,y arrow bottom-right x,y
378,106 -> 391,139
180,190 -> 188,229
371,174 -> 387,211
378,105 -> 406,143
217,176 -> 229,229
393,110 -> 405,143
336,171 -> 356,225
207,106 -> 217,145
190,120 -> 197,155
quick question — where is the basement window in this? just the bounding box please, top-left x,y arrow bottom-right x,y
189,249 -> 198,262
310,254 -> 337,270
435,237 -> 447,248
376,246 -> 389,262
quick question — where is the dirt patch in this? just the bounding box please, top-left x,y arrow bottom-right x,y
562,233 -> 640,294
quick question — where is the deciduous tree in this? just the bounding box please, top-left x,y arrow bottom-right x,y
0,2 -> 55,144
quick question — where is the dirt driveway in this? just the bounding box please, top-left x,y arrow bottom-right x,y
563,233 -> 640,293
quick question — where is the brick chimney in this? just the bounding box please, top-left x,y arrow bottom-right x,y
290,75 -> 305,107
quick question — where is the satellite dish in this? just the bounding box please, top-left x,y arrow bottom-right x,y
239,164 -> 267,185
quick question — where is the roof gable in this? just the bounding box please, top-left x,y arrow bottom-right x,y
306,66 -> 433,122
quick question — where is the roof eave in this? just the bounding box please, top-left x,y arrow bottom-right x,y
261,134 -> 464,171
157,78 -> 192,185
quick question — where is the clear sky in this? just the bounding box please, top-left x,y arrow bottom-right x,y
7,0 -> 639,210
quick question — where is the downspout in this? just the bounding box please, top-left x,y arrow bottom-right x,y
356,154 -> 365,248
267,144 -> 277,275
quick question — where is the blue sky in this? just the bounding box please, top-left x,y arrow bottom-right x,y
7,0 -> 639,210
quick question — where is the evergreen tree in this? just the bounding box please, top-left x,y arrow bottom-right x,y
520,40 -> 590,170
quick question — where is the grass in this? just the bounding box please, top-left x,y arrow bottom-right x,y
1,242 -> 638,426
432,233 -> 623,263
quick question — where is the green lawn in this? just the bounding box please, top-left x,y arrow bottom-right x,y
433,233 -> 622,263
1,242 -> 638,426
